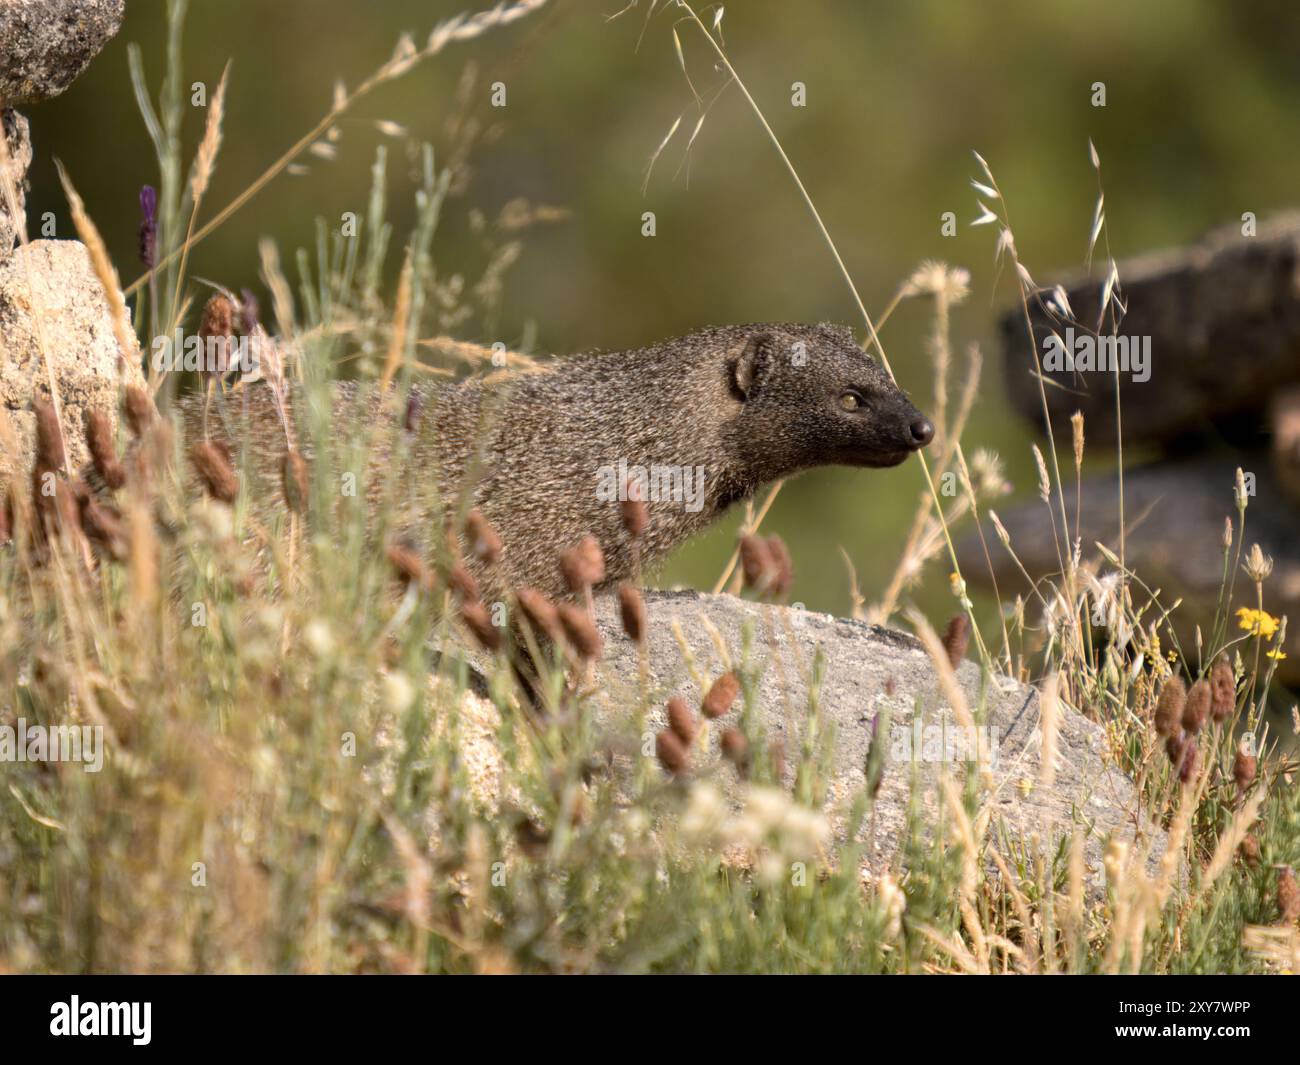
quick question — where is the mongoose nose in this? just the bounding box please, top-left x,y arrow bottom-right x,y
909,417 -> 935,449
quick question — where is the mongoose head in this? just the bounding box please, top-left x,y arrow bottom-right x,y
722,323 -> 934,473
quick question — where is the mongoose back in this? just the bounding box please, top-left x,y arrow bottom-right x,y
187,323 -> 934,599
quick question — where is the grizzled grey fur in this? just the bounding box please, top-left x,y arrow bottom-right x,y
189,323 -> 933,599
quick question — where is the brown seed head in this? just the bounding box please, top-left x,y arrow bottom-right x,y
738,533 -> 775,595
464,508 -> 502,565
666,696 -> 698,746
1232,748 -> 1257,792
620,495 -> 648,541
941,613 -> 971,670
702,671 -> 740,719
31,398 -> 66,472
448,563 -> 480,602
189,440 -> 238,503
1165,730 -> 1186,766
1182,679 -> 1211,735
281,449 -> 309,514
84,409 -> 126,490
385,542 -> 432,592
1239,834 -> 1261,869
460,597 -> 502,652
768,739 -> 787,782
560,534 -> 605,593
403,390 -> 424,434
1210,658 -> 1235,723
1278,868 -> 1299,924
720,727 -> 749,773
200,293 -> 236,373
1153,675 -> 1186,738
557,602 -> 602,661
617,583 -> 646,643
516,587 -> 563,644
1178,741 -> 1199,785
123,386 -> 156,438
766,534 -> 794,597
655,728 -> 690,776
79,498 -> 127,560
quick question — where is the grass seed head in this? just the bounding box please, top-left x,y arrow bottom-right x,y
465,508 -> 502,565
667,696 -> 698,745
1154,675 -> 1186,738
1182,678 -> 1211,735
560,534 -> 605,593
739,533 -> 775,596
31,398 -> 66,472
85,409 -> 126,490
702,671 -> 739,719
123,385 -> 156,438
557,602 -> 602,661
655,728 -> 690,776
766,534 -> 793,597
385,541 -> 432,592
1210,657 -> 1235,722
1278,867 -> 1299,924
449,562 -> 480,602
190,440 -> 238,503
941,613 -> 970,670
620,494 -> 648,541
617,583 -> 646,643
1232,747 -> 1257,792
281,449 -> 309,514
516,587 -> 563,644
460,597 -> 502,652
720,727 -> 749,774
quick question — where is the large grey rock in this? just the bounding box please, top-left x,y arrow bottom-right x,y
1002,212 -> 1300,447
0,108 -> 30,257
956,453 -> 1300,684
0,239 -> 144,491
0,0 -> 125,106
589,590 -> 1167,887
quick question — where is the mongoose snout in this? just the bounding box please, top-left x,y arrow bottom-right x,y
185,322 -> 933,599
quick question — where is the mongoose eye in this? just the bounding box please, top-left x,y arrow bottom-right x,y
839,391 -> 862,412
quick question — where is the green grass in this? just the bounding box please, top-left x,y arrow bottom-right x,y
0,0 -> 1297,975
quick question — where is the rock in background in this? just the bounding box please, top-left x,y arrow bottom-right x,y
589,590 -> 1166,889
0,0 -> 125,106
1,108 -> 31,256
1002,213 -> 1300,447
0,240 -> 145,487
978,214 -> 1300,684
0,1 -> 141,490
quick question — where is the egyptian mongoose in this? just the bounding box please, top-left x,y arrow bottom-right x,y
189,323 -> 934,599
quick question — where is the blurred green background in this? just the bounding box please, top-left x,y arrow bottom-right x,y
21,0 -> 1300,620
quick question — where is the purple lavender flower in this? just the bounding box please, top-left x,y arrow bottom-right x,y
138,185 -> 157,270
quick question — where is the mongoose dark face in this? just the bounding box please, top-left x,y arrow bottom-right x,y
723,323 -> 934,474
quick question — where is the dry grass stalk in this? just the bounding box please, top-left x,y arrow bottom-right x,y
54,161 -> 135,371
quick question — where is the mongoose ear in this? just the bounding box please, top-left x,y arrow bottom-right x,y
730,333 -> 774,401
